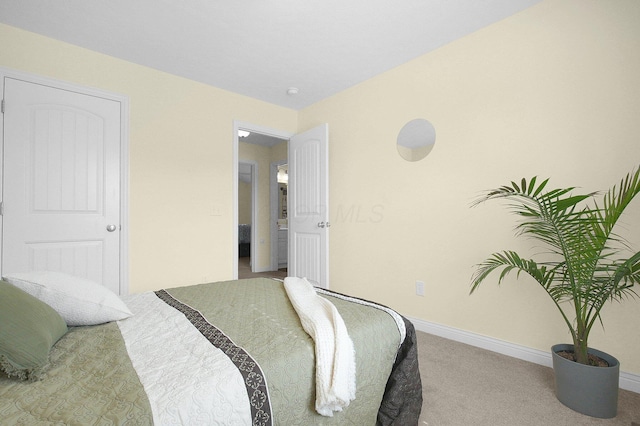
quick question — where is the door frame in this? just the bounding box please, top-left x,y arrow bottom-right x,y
0,67 -> 131,294
232,120 -> 293,279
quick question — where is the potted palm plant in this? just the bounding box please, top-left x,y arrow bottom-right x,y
470,166 -> 640,418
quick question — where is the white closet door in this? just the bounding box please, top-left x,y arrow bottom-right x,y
2,77 -> 122,293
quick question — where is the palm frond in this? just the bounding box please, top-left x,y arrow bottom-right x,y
470,166 -> 640,364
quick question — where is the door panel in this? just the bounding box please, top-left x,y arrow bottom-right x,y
288,124 -> 328,288
2,77 -> 121,293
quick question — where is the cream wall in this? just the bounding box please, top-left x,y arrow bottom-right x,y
0,23 -> 298,293
238,180 -> 252,225
299,0 -> 640,374
1,0 -> 639,377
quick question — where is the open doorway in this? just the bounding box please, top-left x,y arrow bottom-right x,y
234,122 -> 292,280
233,121 -> 330,287
237,161 -> 256,274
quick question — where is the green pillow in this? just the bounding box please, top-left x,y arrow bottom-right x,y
0,279 -> 68,381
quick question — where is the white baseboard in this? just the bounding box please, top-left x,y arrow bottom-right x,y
406,316 -> 640,394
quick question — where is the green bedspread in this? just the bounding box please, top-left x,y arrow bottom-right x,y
165,278 -> 403,425
0,322 -> 153,425
0,277 -> 421,425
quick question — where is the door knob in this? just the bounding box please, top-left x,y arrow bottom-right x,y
106,224 -> 117,232
317,222 -> 326,228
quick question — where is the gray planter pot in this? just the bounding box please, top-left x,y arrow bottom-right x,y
551,344 -> 619,418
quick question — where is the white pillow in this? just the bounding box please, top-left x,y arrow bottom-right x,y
2,271 -> 133,326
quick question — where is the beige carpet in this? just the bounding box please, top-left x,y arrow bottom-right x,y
416,331 -> 640,425
237,256 -> 287,280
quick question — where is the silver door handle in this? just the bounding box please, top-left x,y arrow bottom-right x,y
106,224 -> 117,232
318,222 -> 325,228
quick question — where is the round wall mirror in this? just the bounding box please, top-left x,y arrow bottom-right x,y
396,118 -> 436,162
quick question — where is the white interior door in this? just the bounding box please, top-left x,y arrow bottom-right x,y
288,124 -> 329,288
1,77 -> 122,293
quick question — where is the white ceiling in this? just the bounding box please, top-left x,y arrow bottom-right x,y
0,0 -> 541,110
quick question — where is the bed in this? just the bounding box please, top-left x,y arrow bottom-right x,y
0,273 -> 422,425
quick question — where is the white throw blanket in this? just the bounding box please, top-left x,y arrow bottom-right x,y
283,277 -> 356,417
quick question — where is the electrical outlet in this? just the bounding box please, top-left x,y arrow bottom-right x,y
415,281 -> 425,296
